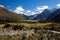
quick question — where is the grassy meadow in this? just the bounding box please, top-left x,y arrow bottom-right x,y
0,22 -> 60,31
0,22 -> 60,28
0,22 -> 60,40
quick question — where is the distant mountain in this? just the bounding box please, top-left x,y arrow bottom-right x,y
32,9 -> 51,21
0,6 -> 25,22
26,15 -> 34,20
46,8 -> 60,22
22,15 -> 29,20
23,14 -> 38,20
51,8 -> 57,12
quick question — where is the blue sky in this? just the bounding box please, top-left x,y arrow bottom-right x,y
0,0 -> 60,15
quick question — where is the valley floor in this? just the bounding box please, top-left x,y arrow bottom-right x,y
0,22 -> 60,40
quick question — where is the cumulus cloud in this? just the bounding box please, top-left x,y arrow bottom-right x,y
14,6 -> 36,15
36,5 -> 48,13
14,5 -> 49,15
26,10 -> 31,13
25,10 -> 36,16
57,4 -> 60,8
0,5 -> 4,7
14,6 -> 25,14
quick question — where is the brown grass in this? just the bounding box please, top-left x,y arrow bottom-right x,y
8,22 -> 52,28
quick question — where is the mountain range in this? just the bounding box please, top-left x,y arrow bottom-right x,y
46,8 -> 60,22
32,9 -> 51,20
0,6 -> 60,22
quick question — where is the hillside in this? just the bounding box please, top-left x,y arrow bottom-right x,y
32,9 -> 51,21
46,8 -> 60,22
0,6 -> 25,22
51,9 -> 60,22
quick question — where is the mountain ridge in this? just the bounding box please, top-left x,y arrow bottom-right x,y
0,6 -> 25,22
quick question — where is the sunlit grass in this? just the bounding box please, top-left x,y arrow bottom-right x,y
7,22 -> 52,28
0,22 -> 60,28
0,24 -> 5,27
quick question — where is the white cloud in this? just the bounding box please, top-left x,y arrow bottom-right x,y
57,4 -> 60,8
0,5 -> 4,7
26,10 -> 31,13
14,5 -> 49,15
36,5 -> 48,13
14,6 -> 36,15
25,10 -> 36,16
14,6 -> 25,14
